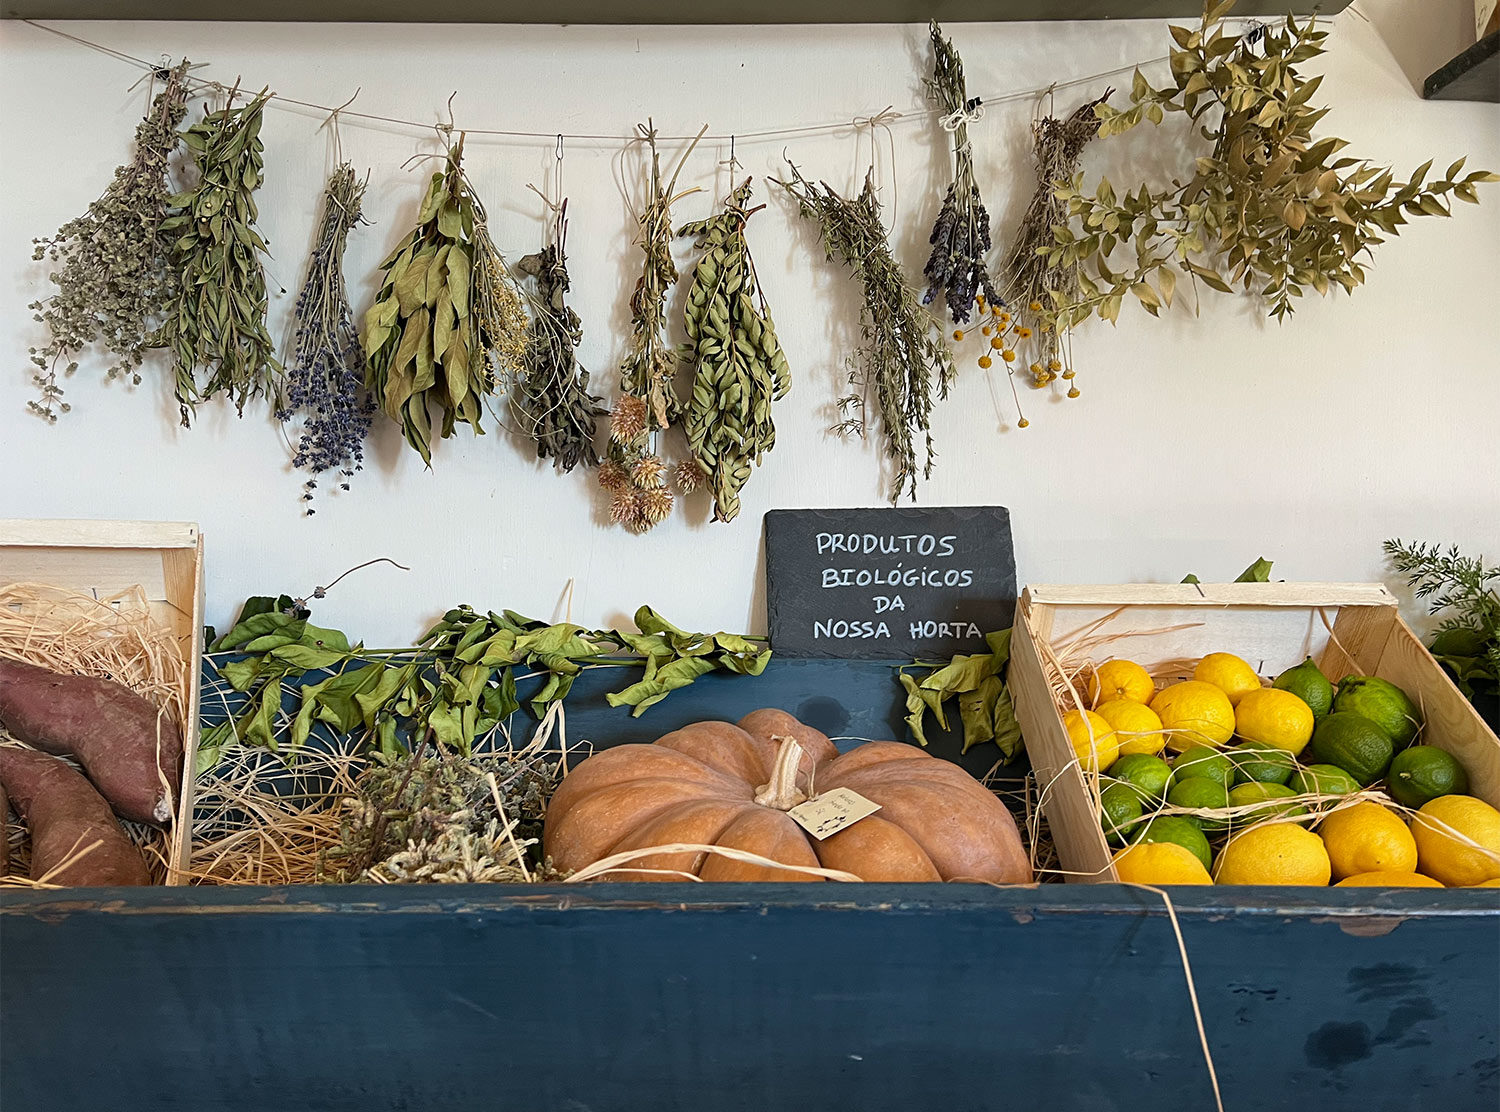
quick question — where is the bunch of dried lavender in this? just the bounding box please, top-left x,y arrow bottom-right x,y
921,23 -> 999,326
777,162 -> 955,504
278,164 -> 374,511
513,202 -> 604,474
27,60 -> 192,421
1001,91 -> 1111,389
157,88 -> 282,425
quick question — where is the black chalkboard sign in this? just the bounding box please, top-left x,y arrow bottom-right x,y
764,507 -> 1016,660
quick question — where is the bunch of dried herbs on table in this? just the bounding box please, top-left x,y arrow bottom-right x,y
1048,2 -> 1497,338
676,179 -> 790,523
363,136 -> 528,466
200,597 -> 772,766
921,23 -> 1000,329
322,746 -> 562,883
27,59 -> 192,421
513,201 -> 604,473
603,121 -> 707,533
279,164 -> 374,509
156,87 -> 283,425
1001,91 -> 1111,396
776,162 -> 955,504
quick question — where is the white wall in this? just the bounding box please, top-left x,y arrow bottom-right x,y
1,10 -> 1496,646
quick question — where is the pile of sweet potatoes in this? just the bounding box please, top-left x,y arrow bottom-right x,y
0,657 -> 183,886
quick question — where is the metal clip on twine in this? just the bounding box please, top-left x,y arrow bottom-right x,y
939,96 -> 985,132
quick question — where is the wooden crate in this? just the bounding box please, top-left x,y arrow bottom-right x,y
1011,582 -> 1500,884
0,519 -> 205,883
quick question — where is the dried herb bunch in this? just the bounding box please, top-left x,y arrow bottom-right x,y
605,121 -> 706,533
514,202 -> 604,473
279,164 -> 374,510
1002,91 -> 1111,393
677,179 -> 790,523
922,23 -> 999,326
364,137 -> 527,465
157,87 -> 282,425
1050,2 -> 1498,334
777,163 -> 955,504
321,747 -> 561,883
27,60 -> 192,422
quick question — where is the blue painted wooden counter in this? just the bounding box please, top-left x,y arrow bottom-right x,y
3,655 -> 1498,1110
2,883 -> 1496,1111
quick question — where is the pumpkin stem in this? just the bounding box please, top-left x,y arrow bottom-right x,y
754,735 -> 809,811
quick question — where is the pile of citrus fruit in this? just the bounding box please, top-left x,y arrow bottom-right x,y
1061,653 -> 1500,887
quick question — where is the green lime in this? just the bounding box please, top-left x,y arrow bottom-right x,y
1099,781 -> 1145,846
1229,739 -> 1297,786
1309,712 -> 1396,787
1227,781 -> 1308,824
1289,763 -> 1362,797
1332,676 -> 1422,748
1109,754 -> 1173,802
1272,656 -> 1334,717
1132,816 -> 1213,872
1172,745 -> 1233,787
1167,778 -> 1232,832
1385,745 -> 1470,809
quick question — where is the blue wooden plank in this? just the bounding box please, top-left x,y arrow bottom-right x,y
1,884 -> 1495,1112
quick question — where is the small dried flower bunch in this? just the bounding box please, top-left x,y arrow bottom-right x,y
279,163 -> 374,512
605,121 -> 707,533
921,23 -> 1000,329
958,294 -> 1049,427
1001,91 -> 1111,404
27,59 -> 192,421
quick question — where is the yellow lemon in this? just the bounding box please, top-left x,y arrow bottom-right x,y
1234,688 -> 1315,756
1095,699 -> 1166,757
1411,795 -> 1500,887
1193,652 -> 1263,705
1150,681 -> 1236,752
1213,822 -> 1331,885
1334,871 -> 1443,888
1474,878 -> 1500,887
1112,841 -> 1212,885
1087,659 -> 1156,707
1062,709 -> 1119,773
1318,802 -> 1418,880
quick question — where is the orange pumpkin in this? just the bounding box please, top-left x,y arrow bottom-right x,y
544,708 -> 1032,883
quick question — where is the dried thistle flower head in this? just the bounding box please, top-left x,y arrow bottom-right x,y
674,459 -> 706,495
610,394 -> 648,444
639,486 -> 674,528
597,459 -> 629,493
630,454 -> 666,489
610,489 -> 644,531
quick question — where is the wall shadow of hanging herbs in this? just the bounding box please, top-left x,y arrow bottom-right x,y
1046,0 -> 1497,336
198,596 -> 771,771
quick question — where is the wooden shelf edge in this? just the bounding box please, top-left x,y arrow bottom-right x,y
1,0 -> 1352,24
1424,30 -> 1500,102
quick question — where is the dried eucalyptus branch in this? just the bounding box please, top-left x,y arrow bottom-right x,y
157,87 -> 282,425
677,179 -> 790,523
514,201 -> 604,473
1050,2 -> 1498,335
776,162 -> 955,504
279,164 -> 373,511
922,22 -> 999,326
605,120 -> 707,533
1002,91 -> 1111,393
27,60 -> 192,421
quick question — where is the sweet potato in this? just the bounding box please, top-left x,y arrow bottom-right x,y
0,657 -> 181,825
0,747 -> 150,886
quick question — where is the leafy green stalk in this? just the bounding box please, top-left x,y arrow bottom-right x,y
1385,540 -> 1499,700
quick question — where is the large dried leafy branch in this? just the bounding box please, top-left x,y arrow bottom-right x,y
1046,1 -> 1497,331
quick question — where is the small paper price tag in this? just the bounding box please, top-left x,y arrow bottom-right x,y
787,787 -> 882,841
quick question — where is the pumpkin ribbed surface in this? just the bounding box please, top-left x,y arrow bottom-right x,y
543,708 -> 1032,884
